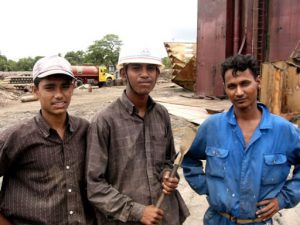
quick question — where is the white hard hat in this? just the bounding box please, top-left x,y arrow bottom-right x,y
117,45 -> 164,71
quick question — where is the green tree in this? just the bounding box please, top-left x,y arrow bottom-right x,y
15,57 -> 36,71
85,34 -> 122,68
0,55 -> 9,71
6,59 -> 17,71
65,51 -> 86,65
162,56 -> 171,68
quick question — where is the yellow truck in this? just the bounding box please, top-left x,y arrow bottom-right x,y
71,65 -> 116,87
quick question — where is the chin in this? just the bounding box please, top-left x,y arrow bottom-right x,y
51,109 -> 68,115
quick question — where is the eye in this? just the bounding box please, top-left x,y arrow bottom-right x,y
147,65 -> 157,72
240,80 -> 251,87
131,64 -> 142,70
44,85 -> 55,91
62,84 -> 72,89
226,84 -> 236,90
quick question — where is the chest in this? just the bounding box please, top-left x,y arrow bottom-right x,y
238,120 -> 260,145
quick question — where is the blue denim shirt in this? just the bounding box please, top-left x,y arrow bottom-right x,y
182,103 -> 300,225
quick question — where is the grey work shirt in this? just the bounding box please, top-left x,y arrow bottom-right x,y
86,91 -> 189,225
0,112 -> 94,225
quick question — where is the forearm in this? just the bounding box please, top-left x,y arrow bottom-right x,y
182,156 -> 207,195
87,178 -> 145,222
277,165 -> 300,209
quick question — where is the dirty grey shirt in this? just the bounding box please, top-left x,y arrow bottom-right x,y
0,112 -> 94,225
86,91 -> 189,225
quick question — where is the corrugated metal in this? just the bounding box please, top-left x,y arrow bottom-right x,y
195,0 -> 300,97
267,0 -> 300,61
195,0 -> 228,97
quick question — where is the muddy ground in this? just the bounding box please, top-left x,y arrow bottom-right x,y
0,79 -> 299,225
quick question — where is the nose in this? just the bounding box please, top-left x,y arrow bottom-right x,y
140,65 -> 149,77
235,85 -> 244,96
54,87 -> 64,99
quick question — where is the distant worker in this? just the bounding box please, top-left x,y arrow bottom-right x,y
86,45 -> 190,225
0,55 -> 94,225
182,54 -> 300,225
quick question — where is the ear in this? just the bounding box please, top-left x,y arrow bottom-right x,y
120,68 -> 127,81
32,85 -> 39,99
256,75 -> 261,89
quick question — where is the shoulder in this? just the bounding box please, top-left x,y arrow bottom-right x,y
69,115 -> 90,130
0,118 -> 35,142
154,102 -> 169,114
91,98 -> 121,123
203,112 -> 226,126
269,113 -> 298,131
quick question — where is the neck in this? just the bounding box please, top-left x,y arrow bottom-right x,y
234,104 -> 261,121
126,88 -> 149,117
41,110 -> 67,137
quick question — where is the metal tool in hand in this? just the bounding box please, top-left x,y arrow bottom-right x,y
155,126 -> 196,208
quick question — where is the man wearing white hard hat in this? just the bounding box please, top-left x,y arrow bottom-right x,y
86,46 -> 189,225
0,55 -> 95,225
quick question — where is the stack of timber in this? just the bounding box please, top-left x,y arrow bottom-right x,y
164,42 -> 196,91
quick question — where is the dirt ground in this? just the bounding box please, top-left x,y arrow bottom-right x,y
0,79 -> 299,225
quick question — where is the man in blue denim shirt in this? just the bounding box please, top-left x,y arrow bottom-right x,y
182,54 -> 300,225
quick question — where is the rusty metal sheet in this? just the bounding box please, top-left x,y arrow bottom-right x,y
195,0 -> 227,97
268,0 -> 300,61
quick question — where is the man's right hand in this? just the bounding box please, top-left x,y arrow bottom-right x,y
140,205 -> 164,225
0,213 -> 13,225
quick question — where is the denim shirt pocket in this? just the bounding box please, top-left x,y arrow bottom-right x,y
205,147 -> 229,178
262,154 -> 290,185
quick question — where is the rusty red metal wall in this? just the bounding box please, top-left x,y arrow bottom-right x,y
267,0 -> 300,61
196,0 -> 228,97
195,0 -> 300,97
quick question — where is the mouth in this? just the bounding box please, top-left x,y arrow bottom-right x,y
138,81 -> 152,86
52,102 -> 67,108
235,98 -> 247,104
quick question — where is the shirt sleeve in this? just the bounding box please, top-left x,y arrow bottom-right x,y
277,125 -> 300,209
182,124 -> 208,195
160,113 -> 177,178
85,115 -> 144,222
0,128 -> 18,176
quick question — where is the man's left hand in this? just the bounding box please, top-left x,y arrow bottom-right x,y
162,171 -> 179,195
256,198 -> 279,221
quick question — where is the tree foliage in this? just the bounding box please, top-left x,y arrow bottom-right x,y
162,56 -> 172,68
85,34 -> 122,67
0,35 -> 176,72
0,34 -> 123,71
65,51 -> 86,65
0,55 -> 10,71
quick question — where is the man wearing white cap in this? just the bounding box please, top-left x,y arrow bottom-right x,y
0,55 -> 94,225
86,46 -> 189,225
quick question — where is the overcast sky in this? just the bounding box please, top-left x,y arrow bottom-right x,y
0,0 -> 197,61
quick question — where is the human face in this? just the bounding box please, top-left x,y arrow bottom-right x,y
125,63 -> 159,97
224,69 -> 260,111
33,75 -> 74,118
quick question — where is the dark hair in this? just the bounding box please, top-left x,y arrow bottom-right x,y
221,54 -> 259,81
34,77 -> 42,87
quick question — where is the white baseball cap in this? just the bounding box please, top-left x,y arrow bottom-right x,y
32,55 -> 75,81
